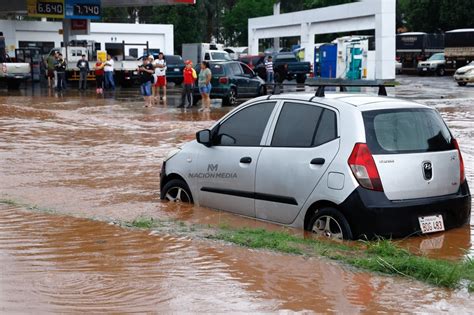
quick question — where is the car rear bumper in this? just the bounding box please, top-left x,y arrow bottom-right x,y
339,181 -> 471,239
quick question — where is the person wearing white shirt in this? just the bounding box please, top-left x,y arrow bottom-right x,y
153,52 -> 167,103
104,54 -> 115,90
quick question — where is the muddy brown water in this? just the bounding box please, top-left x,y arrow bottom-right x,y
0,82 -> 473,312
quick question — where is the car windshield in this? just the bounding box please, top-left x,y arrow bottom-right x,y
275,54 -> 297,62
428,54 -> 444,61
211,52 -> 232,61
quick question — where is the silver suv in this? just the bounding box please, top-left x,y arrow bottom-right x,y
160,92 -> 471,240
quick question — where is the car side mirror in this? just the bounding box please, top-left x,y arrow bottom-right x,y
196,129 -> 212,147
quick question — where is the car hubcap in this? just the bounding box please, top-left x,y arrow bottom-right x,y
230,90 -> 236,105
312,215 -> 343,240
165,187 -> 191,203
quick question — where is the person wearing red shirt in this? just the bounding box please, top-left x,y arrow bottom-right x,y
178,60 -> 197,108
94,58 -> 105,94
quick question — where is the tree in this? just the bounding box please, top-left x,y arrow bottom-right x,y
222,0 -> 274,46
398,0 -> 474,33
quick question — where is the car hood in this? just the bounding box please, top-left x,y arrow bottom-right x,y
420,60 -> 444,65
456,64 -> 474,73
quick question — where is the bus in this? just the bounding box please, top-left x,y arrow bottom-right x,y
396,32 -> 444,73
445,29 -> 474,71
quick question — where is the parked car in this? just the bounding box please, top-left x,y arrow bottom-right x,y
193,61 -> 266,106
453,61 -> 474,86
119,54 -> 185,86
165,55 -> 185,85
395,60 -> 402,74
160,91 -> 470,240
272,52 -> 311,83
417,53 -> 446,76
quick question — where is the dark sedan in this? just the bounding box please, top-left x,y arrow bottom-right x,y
193,61 -> 266,106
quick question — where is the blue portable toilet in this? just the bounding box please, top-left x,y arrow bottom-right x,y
319,44 -> 337,78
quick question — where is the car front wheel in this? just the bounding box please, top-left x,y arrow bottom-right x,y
161,179 -> 193,203
457,82 -> 467,86
308,207 -> 353,240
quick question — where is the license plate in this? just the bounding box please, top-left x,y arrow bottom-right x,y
423,67 -> 427,71
174,68 -> 180,72
418,215 -> 445,234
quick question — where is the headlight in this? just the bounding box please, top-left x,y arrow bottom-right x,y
165,148 -> 181,161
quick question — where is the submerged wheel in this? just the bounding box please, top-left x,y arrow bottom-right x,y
457,82 -> 467,87
437,67 -> 446,76
161,179 -> 193,203
308,207 -> 353,240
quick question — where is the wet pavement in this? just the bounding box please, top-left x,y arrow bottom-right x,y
0,75 -> 473,312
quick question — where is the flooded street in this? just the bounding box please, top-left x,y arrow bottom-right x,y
0,75 -> 473,312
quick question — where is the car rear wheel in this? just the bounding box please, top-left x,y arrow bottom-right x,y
223,88 -> 237,106
457,82 -> 467,86
308,207 -> 353,240
296,74 -> 306,84
161,179 -> 193,203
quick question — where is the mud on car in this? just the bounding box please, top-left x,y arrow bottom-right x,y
160,90 -> 471,240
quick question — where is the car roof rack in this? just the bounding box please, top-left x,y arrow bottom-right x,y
307,78 -> 396,97
266,79 -> 397,97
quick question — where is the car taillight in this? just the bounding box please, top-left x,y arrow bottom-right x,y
219,77 -> 229,84
348,143 -> 384,191
452,138 -> 466,183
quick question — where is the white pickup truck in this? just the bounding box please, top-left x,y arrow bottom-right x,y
0,60 -> 31,90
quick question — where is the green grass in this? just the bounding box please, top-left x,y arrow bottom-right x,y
212,227 -> 474,292
131,216 -> 159,229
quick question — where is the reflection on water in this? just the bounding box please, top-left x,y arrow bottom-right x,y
1,204 -> 473,313
0,87 -> 473,311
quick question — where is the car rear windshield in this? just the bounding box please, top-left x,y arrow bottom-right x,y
196,64 -> 225,75
363,108 -> 454,154
166,55 -> 183,64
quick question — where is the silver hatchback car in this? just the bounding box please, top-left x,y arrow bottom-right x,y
160,92 -> 471,240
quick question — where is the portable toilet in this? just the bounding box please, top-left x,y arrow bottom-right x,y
319,44 -> 337,78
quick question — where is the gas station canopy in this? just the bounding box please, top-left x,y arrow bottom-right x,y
0,0 -> 195,18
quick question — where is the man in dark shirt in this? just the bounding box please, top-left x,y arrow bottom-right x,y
138,56 -> 155,107
76,54 -> 90,90
55,53 -> 67,91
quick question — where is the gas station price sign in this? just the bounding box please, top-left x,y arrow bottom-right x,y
65,0 -> 101,19
28,0 -> 65,19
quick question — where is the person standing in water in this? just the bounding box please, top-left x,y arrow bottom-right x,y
76,54 -> 90,90
198,61 -> 212,112
103,54 -> 115,90
153,52 -> 167,104
178,60 -> 197,108
138,56 -> 155,107
94,58 -> 104,94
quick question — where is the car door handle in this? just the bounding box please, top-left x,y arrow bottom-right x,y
310,158 -> 325,165
240,157 -> 252,164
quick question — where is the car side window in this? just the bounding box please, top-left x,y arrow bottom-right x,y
214,102 -> 276,146
204,53 -> 210,60
271,102 -> 337,147
230,63 -> 243,75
